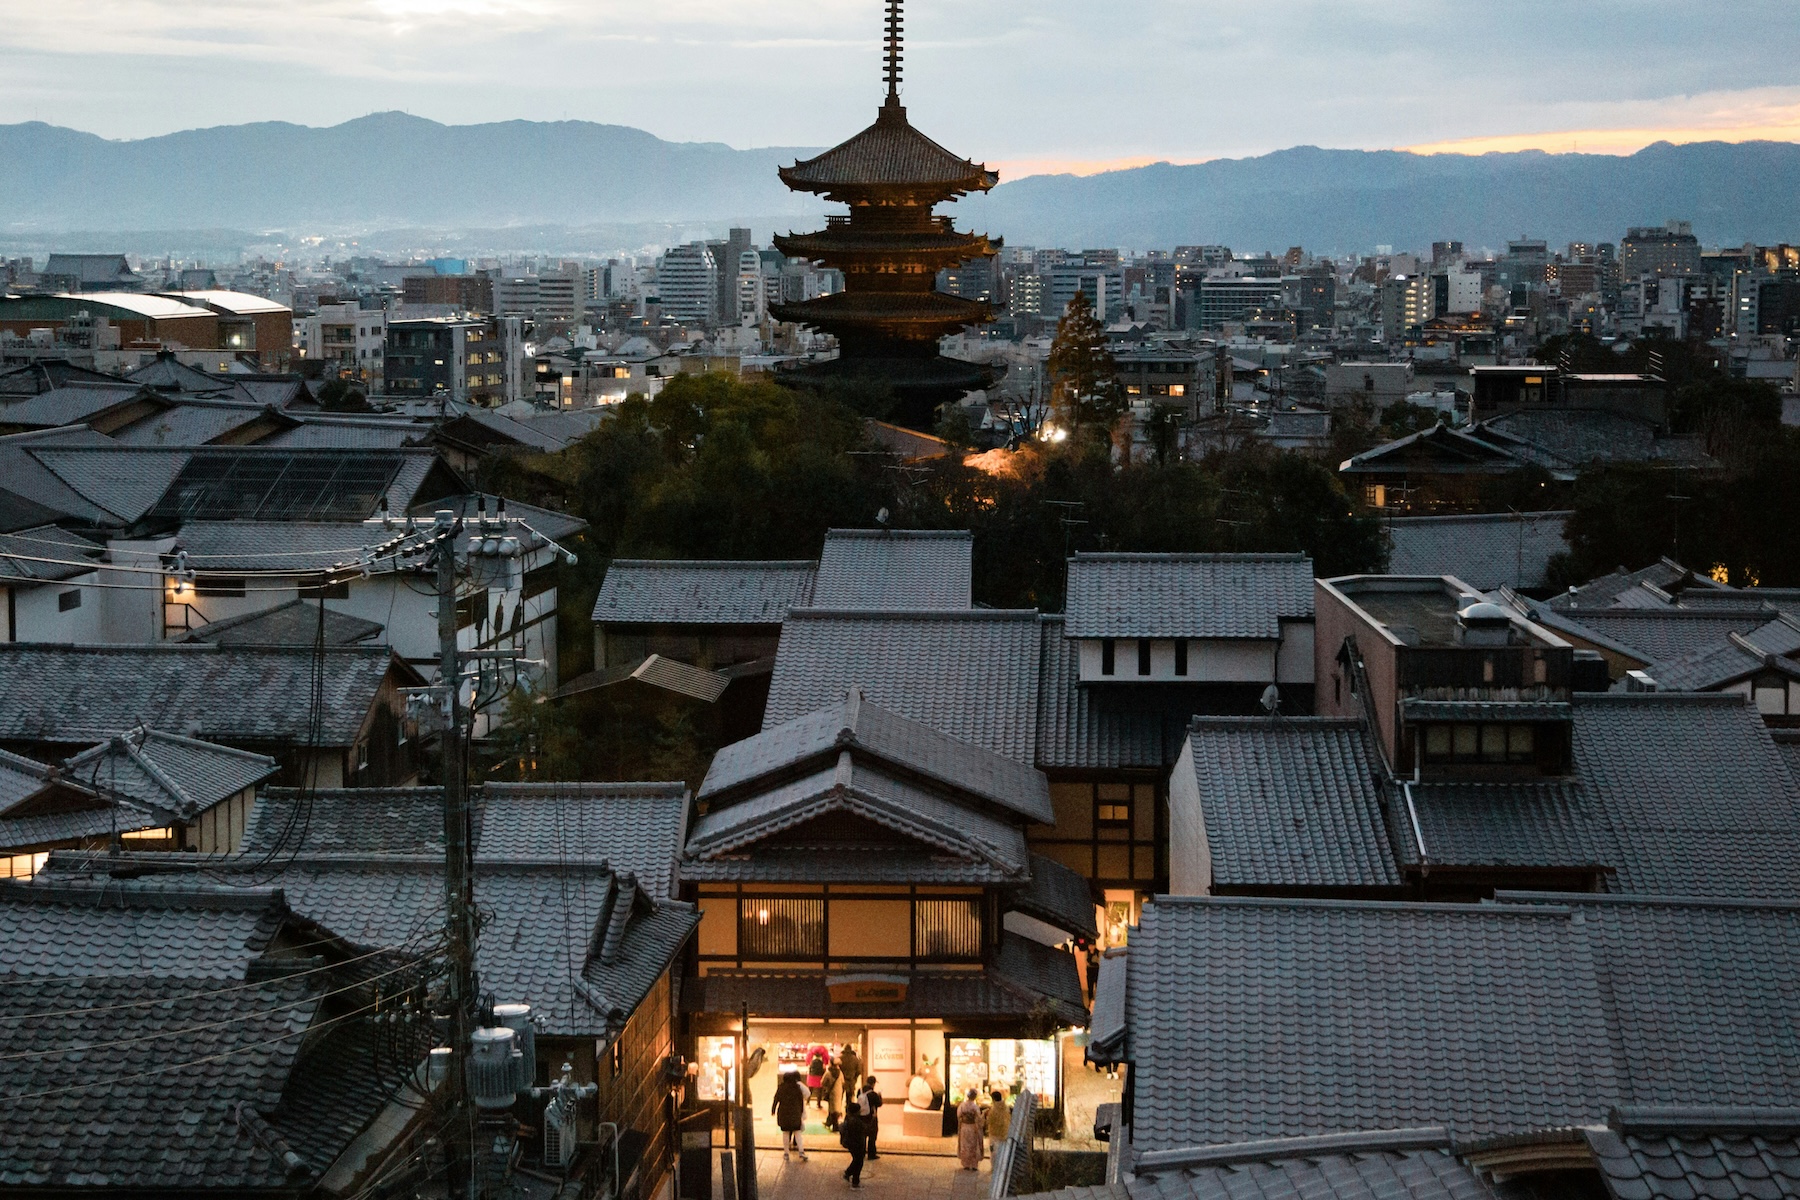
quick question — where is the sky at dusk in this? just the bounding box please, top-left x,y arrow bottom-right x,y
1,0 -> 1797,177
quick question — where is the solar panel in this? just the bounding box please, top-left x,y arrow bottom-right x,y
146,451 -> 406,523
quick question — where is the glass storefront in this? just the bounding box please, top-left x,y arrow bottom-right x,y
694,1034 -> 738,1103
946,1037 -> 1058,1109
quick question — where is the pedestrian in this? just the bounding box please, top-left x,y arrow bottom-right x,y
956,1091 -> 984,1170
985,1089 -> 1010,1159
773,1068 -> 808,1162
858,1076 -> 883,1160
806,1045 -> 828,1104
838,1044 -> 862,1099
839,1102 -> 867,1188
824,1063 -> 843,1131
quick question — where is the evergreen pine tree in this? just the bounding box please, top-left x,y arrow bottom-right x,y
1046,291 -> 1125,441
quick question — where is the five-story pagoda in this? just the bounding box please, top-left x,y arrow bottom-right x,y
773,0 -> 1002,425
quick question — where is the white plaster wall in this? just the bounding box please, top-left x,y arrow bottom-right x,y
1077,637 -> 1275,683
7,576 -> 107,643
1276,620 -> 1316,684
1165,737 -> 1212,896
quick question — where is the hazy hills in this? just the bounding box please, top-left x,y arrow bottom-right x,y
0,111 -> 821,231
2,113 -> 1797,252
963,140 -> 1800,251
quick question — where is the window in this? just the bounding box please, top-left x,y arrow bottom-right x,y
1168,384 -> 1186,397
1101,638 -> 1116,675
1097,783 -> 1133,829
57,589 -> 81,612
1422,723 -> 1535,764
1174,640 -> 1188,676
195,576 -> 246,597
1137,639 -> 1152,676
914,899 -> 982,959
739,898 -> 824,959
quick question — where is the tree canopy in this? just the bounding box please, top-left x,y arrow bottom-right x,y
1046,292 -> 1126,442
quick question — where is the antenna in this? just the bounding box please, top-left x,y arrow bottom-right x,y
883,0 -> 903,103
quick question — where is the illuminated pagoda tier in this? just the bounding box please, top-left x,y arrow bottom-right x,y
773,0 -> 1003,426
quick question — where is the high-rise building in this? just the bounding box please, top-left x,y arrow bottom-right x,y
715,228 -> 754,323
1621,221 -> 1702,280
1380,274 -> 1435,338
657,242 -> 720,325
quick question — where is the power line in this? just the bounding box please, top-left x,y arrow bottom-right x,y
0,956 -> 438,1063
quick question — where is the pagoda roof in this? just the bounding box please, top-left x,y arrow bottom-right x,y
780,99 -> 998,197
772,289 -> 992,330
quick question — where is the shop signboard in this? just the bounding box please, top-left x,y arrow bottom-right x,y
826,973 -> 909,1004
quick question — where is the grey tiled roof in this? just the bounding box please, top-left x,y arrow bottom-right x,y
0,381 -> 155,429
46,852 -> 696,1041
1400,699 -> 1573,722
27,444 -> 192,523
1548,558 -> 1707,612
1536,607 -> 1773,664
812,528 -> 973,609
0,643 -> 405,747
1024,1144 -> 1507,1200
1110,893 -> 1800,1157
62,728 -> 278,819
683,754 -> 1030,884
1009,853 -> 1099,941
0,747 -> 52,810
1184,718 -> 1401,891
1035,616 -> 1187,770
261,417 -> 425,449
0,973 -> 331,1191
701,688 -> 1053,824
171,521 -> 392,571
0,877 -> 286,978
0,523 -> 104,583
0,804 -> 162,850
1635,615 -> 1800,691
1385,511 -> 1571,591
592,559 -> 817,625
110,400 -> 272,447
1493,893 -> 1800,1114
1396,694 -> 1800,897
1480,408 -> 1712,470
1585,1106 -> 1800,1200
1063,553 -> 1313,639
992,931 -> 1088,1024
1111,897 -> 1615,1151
241,781 -> 689,898
764,608 -> 1042,762
690,949 -> 1084,1027
180,598 -> 385,647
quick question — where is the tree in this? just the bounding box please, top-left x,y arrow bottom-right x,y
1046,292 -> 1125,442
317,378 -> 370,412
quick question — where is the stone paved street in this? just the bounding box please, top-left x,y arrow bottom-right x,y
751,1146 -> 994,1200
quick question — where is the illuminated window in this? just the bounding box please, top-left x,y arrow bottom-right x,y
739,898 -> 823,959
1168,384 -> 1185,397
122,827 -> 174,841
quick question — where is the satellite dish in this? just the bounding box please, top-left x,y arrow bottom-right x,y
1259,683 -> 1281,715
875,507 -> 891,526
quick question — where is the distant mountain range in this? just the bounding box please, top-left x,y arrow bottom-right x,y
2,114 -> 1796,252
962,140 -> 1800,252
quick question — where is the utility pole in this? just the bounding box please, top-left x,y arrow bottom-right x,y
361,502 -> 580,1199
435,508 -> 479,1199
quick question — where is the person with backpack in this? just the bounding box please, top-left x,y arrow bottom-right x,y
858,1076 -> 883,1160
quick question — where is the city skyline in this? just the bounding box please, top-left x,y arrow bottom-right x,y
0,1 -> 1794,178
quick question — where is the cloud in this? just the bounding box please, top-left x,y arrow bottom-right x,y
1400,86 -> 1800,157
0,0 -> 1795,162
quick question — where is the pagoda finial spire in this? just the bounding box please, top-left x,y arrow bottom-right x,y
882,0 -> 903,104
